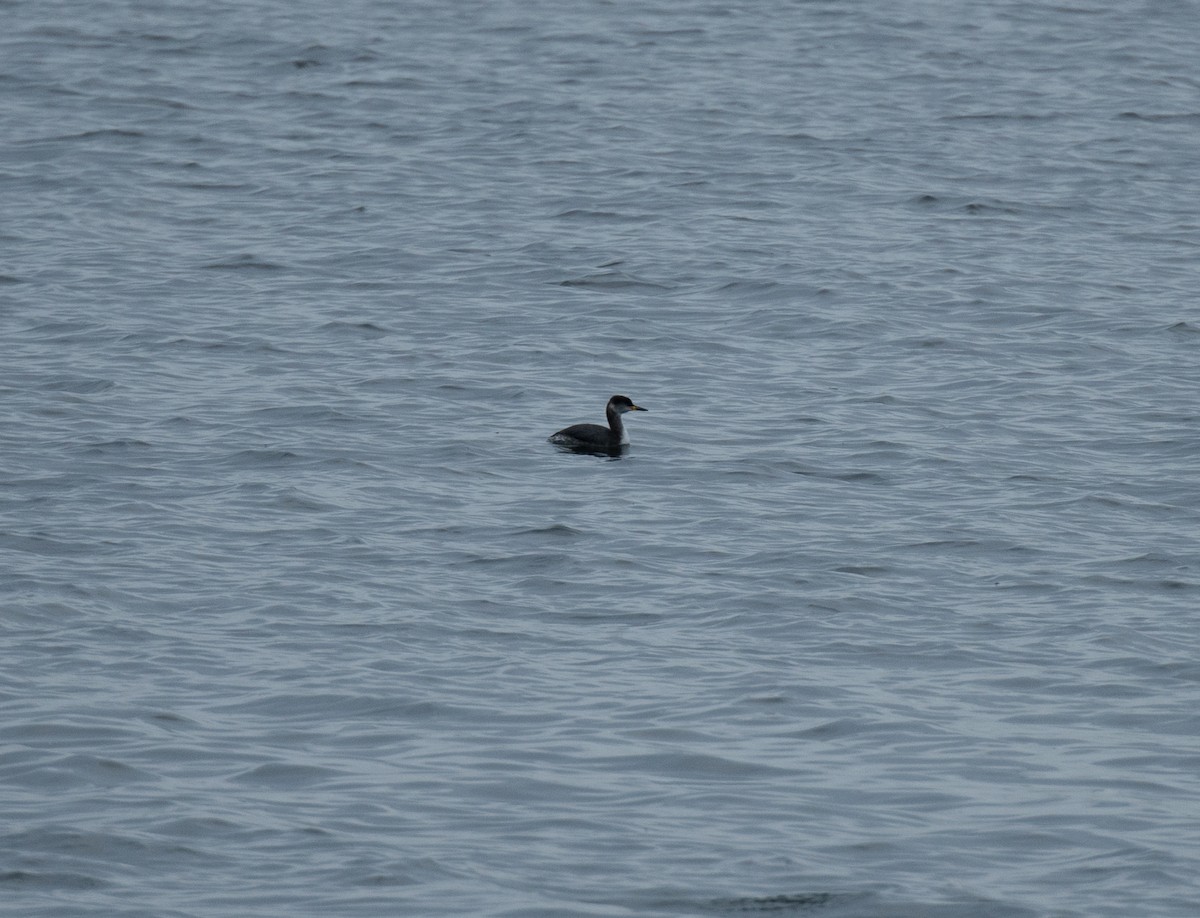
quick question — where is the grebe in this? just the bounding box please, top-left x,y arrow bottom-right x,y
549,395 -> 648,454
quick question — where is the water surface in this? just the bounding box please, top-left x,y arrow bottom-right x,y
3,1 -> 1200,916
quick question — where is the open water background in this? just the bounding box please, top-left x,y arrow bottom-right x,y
3,1 -> 1200,916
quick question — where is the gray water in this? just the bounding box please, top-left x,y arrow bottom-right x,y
3,1 -> 1200,916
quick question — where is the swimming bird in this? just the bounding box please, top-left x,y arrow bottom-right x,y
548,395 -> 648,455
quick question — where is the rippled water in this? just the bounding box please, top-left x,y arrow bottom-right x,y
3,1 -> 1200,916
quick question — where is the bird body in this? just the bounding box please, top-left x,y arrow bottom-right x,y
549,395 -> 647,454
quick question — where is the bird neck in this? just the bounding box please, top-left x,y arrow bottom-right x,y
606,404 -> 628,444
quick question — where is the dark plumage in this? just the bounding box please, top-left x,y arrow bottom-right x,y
548,395 -> 648,454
